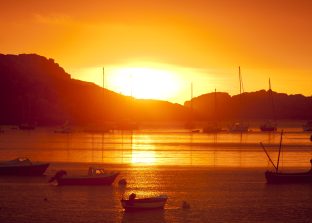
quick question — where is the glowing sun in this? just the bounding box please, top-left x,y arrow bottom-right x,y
108,67 -> 181,101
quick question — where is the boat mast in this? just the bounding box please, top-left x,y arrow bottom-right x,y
269,78 -> 276,121
190,82 -> 194,128
260,142 -> 277,170
238,66 -> 244,123
214,88 -> 217,122
276,130 -> 284,173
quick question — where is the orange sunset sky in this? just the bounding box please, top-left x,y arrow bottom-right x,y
1,0 -> 312,104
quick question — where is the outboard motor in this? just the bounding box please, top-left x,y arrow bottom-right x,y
49,170 -> 67,183
129,193 -> 136,201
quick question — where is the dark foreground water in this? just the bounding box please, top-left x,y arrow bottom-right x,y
1,164 -> 312,223
0,125 -> 312,222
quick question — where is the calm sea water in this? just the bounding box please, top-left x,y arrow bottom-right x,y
0,124 -> 312,222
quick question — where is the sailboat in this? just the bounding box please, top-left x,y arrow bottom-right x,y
203,89 -> 223,133
185,82 -> 200,132
261,131 -> 312,184
260,78 -> 277,132
228,67 -> 249,132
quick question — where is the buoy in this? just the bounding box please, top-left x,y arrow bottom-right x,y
118,178 -> 127,186
182,201 -> 190,209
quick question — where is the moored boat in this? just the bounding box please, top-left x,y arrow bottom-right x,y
261,130 -> 312,184
121,193 -> 168,211
49,167 -> 119,186
303,121 -> 312,132
229,67 -> 249,133
260,79 -> 277,132
228,122 -> 249,132
265,167 -> 312,184
19,123 -> 36,130
0,158 -> 49,176
260,121 -> 277,132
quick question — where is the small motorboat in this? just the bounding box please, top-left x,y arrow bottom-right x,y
49,167 -> 119,186
0,158 -> 49,176
121,193 -> 168,211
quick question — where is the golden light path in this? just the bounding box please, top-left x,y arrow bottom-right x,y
131,135 -> 156,164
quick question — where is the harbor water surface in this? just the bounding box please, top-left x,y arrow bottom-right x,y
0,125 -> 312,222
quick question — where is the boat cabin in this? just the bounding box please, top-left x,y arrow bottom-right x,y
88,167 -> 107,176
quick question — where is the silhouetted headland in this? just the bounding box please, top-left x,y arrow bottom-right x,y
0,53 -> 189,125
0,53 -> 311,126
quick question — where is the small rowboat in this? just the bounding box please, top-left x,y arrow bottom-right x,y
121,193 -> 168,211
49,167 -> 119,186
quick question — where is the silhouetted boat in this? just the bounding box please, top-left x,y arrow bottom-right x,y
49,167 -> 119,186
228,122 -> 249,132
203,89 -> 223,133
54,122 -> 73,134
260,79 -> 277,132
121,193 -> 168,211
260,121 -> 277,132
261,130 -> 312,184
0,158 -> 49,176
19,123 -> 36,130
265,167 -> 312,184
229,67 -> 249,132
303,121 -> 312,132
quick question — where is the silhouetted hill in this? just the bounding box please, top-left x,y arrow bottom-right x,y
185,90 -> 312,121
0,53 -> 189,125
1,53 -> 311,125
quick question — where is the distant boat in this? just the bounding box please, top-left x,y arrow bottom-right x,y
185,82 -> 200,132
0,158 -> 49,176
203,89 -> 223,133
49,167 -> 119,186
19,123 -> 36,130
228,122 -> 249,132
260,79 -> 277,132
260,121 -> 277,132
261,130 -> 312,184
229,67 -> 249,132
121,193 -> 168,211
54,121 -> 72,134
303,121 -> 312,132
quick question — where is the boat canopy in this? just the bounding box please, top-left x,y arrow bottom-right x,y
88,167 -> 106,176
0,158 -> 32,166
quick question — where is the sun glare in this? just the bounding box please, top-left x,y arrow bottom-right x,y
108,67 -> 181,101
131,150 -> 156,164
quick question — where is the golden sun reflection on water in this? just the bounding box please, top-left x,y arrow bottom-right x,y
131,135 -> 156,164
131,150 -> 156,164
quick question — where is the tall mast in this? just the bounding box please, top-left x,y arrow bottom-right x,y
102,67 -> 105,89
239,66 -> 244,93
191,82 -> 193,125
269,78 -> 276,121
276,130 -> 284,173
214,88 -> 217,122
